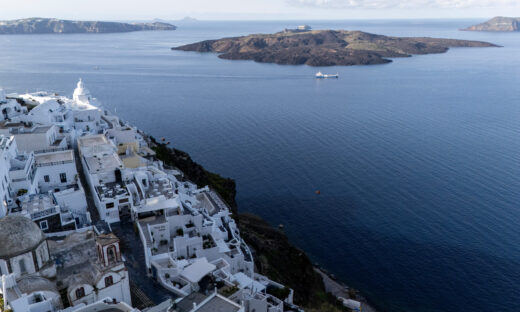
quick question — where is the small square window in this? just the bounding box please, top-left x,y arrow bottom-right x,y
60,173 -> 67,183
40,220 -> 48,230
44,175 -> 50,183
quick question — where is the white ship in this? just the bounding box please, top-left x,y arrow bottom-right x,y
316,71 -> 339,79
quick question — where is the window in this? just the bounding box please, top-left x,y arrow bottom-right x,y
60,173 -> 67,183
19,259 -> 27,274
75,287 -> 85,299
39,220 -> 48,231
104,275 -> 114,287
106,202 -> 115,209
44,175 -> 50,183
107,246 -> 117,264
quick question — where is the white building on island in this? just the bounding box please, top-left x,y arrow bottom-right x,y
0,80 -> 301,312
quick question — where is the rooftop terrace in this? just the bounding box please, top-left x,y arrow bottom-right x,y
78,134 -> 108,148
35,149 -> 74,166
85,153 -> 123,173
96,181 -> 129,200
10,193 -> 58,220
146,178 -> 175,199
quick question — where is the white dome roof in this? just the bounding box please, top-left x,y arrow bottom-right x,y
73,78 -> 93,105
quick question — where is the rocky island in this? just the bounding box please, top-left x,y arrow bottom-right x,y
463,16 -> 520,32
0,17 -> 176,34
172,29 -> 497,66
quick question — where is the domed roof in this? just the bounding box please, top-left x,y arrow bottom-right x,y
0,216 -> 45,259
72,78 -> 92,105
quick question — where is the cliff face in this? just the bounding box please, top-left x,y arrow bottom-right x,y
463,17 -> 520,32
0,18 -> 176,34
149,138 -> 345,311
173,30 -> 497,66
238,213 -> 345,311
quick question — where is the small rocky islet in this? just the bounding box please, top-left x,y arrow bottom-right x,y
172,29 -> 498,67
463,16 -> 520,32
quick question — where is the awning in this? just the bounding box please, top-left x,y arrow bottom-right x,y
180,257 -> 216,283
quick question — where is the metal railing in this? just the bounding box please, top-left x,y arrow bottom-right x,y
36,160 -> 74,167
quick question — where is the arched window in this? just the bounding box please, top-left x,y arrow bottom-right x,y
75,287 -> 85,299
104,275 -> 114,287
107,246 -> 117,265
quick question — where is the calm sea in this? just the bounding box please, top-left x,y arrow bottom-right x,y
0,19 -> 519,312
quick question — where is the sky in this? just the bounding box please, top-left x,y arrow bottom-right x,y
0,0 -> 519,20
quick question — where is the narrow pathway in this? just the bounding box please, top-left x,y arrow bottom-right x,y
130,280 -> 155,309
111,221 -> 175,306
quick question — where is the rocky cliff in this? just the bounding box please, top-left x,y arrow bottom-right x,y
0,18 -> 176,34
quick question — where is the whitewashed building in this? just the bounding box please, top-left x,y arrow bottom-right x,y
34,149 -> 78,193
78,134 -> 131,223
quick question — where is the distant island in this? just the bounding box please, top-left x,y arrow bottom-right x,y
180,16 -> 198,22
172,29 -> 497,66
463,16 -> 520,32
0,17 -> 176,34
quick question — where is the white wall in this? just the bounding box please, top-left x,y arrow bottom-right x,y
36,161 -> 77,193
0,136 -> 16,216
9,251 -> 36,279
53,186 -> 88,224
13,126 -> 58,153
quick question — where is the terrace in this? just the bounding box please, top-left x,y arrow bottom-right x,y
85,153 -> 123,173
146,178 -> 174,199
10,193 -> 58,220
96,181 -> 129,200
34,149 -> 74,167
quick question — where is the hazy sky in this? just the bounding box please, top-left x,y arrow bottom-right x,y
0,0 -> 519,20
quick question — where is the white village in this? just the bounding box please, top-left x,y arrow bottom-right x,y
0,81 -> 304,312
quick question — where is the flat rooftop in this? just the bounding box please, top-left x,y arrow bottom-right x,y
96,181 -> 129,200
78,134 -> 109,148
11,193 -> 58,219
195,296 -> 241,312
85,153 -> 123,173
35,149 -> 74,165
147,178 -> 174,199
0,122 -> 52,134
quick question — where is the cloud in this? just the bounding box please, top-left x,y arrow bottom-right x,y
287,0 -> 520,9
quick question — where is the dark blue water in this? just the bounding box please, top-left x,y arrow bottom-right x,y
1,19 -> 519,312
